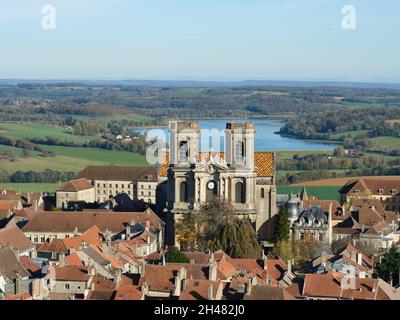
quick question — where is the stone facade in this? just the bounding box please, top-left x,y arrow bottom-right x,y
165,121 -> 277,243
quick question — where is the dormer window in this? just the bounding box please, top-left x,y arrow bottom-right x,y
379,189 -> 384,195
354,190 -> 360,194
391,189 -> 397,195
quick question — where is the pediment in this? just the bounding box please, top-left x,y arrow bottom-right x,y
193,162 -> 229,174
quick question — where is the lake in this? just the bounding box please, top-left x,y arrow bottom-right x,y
133,118 -> 338,152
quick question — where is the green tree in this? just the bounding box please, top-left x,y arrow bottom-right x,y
375,245 -> 400,286
211,218 -> 262,259
274,205 -> 290,243
165,247 -> 190,263
272,240 -> 294,262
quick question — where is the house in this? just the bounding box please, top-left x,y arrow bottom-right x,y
311,243 -> 374,278
114,284 -> 144,300
0,246 -> 31,297
0,225 -> 36,257
22,209 -> 164,245
243,285 -> 295,300
48,265 -> 94,299
339,178 -> 400,212
333,201 -> 399,249
56,178 -> 96,209
300,273 -> 391,300
76,166 -> 159,204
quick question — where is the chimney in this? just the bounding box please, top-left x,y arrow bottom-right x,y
263,255 -> 268,271
209,256 -> 217,281
287,259 -> 292,273
73,227 -> 79,237
15,277 -> 21,295
145,220 -> 150,232
141,282 -> 149,296
357,253 -> 362,265
147,236 -> 151,244
126,225 -> 131,238
207,283 -> 214,300
351,251 -> 357,262
59,253 -> 66,267
174,276 -> 182,296
328,202 -> 333,246
181,277 -> 188,292
246,278 -> 252,295
113,269 -> 122,286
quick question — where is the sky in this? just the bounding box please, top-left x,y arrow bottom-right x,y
0,0 -> 399,82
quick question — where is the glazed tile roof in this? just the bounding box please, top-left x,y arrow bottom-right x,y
159,151 -> 274,177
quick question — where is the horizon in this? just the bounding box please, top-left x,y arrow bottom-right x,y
1,0 -> 400,81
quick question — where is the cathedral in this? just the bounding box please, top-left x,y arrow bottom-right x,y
159,121 -> 277,245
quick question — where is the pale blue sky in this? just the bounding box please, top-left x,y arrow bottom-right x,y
0,0 -> 399,81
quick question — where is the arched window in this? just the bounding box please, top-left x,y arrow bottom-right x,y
179,141 -> 189,163
235,182 -> 245,204
180,181 -> 188,203
260,188 -> 265,198
235,140 -> 245,163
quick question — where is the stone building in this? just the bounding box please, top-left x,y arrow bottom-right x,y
56,178 -> 95,209
160,121 -> 277,243
339,178 -> 400,212
76,166 -> 159,204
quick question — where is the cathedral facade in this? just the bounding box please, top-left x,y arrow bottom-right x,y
159,121 -> 277,244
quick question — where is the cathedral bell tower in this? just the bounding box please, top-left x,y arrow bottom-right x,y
225,122 -> 255,170
169,121 -> 200,167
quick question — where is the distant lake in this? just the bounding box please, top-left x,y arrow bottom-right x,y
133,118 -> 338,152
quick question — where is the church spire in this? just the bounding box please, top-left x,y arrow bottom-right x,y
300,186 -> 309,201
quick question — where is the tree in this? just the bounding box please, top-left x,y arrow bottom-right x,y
175,199 -> 261,258
211,218 -> 262,259
165,247 -> 190,263
274,205 -> 290,243
292,232 -> 319,272
272,240 -> 294,262
375,245 -> 400,286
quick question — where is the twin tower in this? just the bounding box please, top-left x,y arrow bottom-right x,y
166,121 -> 277,244
169,121 -> 255,169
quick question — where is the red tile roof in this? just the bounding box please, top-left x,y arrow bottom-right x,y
57,178 -> 94,192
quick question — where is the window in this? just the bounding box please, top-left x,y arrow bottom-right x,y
64,284 -> 70,290
261,188 -> 265,198
34,236 -> 38,243
115,184 -> 118,188
179,141 -> 189,163
121,184 -> 125,189
52,252 -> 57,259
149,185 -> 151,189
180,182 -> 188,203
40,236 -> 45,243
299,233 -> 305,240
392,189 -> 397,195
235,182 -> 245,204
148,192 -> 151,196
235,140 -> 245,163
379,189 -> 384,195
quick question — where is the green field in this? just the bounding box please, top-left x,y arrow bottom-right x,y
331,130 -> 369,139
372,136 -> 400,149
0,183 -> 59,193
0,145 -> 149,173
276,150 -> 332,162
0,122 -> 98,143
277,186 -> 341,201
